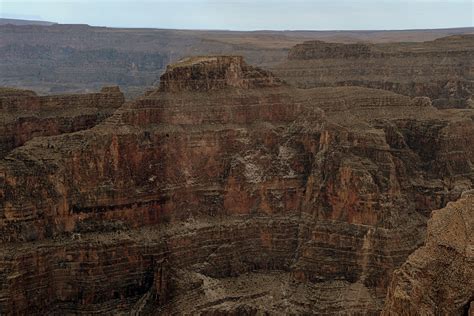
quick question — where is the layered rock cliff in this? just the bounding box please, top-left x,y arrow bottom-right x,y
158,56 -> 283,92
0,56 -> 473,314
288,41 -> 378,59
0,86 -> 124,158
274,35 -> 474,109
383,190 -> 474,315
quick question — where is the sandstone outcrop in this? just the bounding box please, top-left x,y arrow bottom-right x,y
158,56 -> 283,92
383,190 -> 474,315
0,86 -> 124,158
0,56 -> 472,314
275,35 -> 474,109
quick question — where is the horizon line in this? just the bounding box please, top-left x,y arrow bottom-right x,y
1,18 -> 473,33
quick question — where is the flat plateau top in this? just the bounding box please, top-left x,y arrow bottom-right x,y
168,56 -> 243,70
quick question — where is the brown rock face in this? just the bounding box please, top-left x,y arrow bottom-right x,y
0,86 -> 124,158
288,41 -> 377,59
158,56 -> 283,92
275,35 -> 474,108
0,56 -> 473,314
383,190 -> 474,315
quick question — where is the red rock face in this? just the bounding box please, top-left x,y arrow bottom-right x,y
0,86 -> 124,158
0,56 -> 472,314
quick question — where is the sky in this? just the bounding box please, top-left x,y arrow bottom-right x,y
1,0 -> 473,31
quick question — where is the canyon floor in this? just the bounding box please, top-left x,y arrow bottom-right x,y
0,26 -> 473,315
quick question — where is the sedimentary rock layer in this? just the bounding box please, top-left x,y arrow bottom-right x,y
274,35 -> 474,108
158,56 -> 283,92
0,56 -> 472,314
0,86 -> 124,158
383,190 -> 474,315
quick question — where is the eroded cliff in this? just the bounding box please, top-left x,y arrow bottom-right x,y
383,190 -> 474,315
0,56 -> 473,315
274,35 -> 474,109
0,86 -> 124,158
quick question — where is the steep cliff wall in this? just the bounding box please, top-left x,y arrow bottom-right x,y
0,86 -> 124,158
383,190 -> 474,315
0,56 -> 472,314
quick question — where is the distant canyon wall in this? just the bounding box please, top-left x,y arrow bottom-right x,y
275,35 -> 474,109
1,23 -> 472,97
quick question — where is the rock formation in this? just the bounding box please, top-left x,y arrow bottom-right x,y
288,41 -> 378,59
0,56 -> 472,314
0,86 -> 124,158
383,190 -> 474,315
1,23 -> 472,97
275,35 -> 474,109
158,56 -> 283,92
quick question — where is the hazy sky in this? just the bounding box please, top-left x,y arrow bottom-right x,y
1,0 -> 473,30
